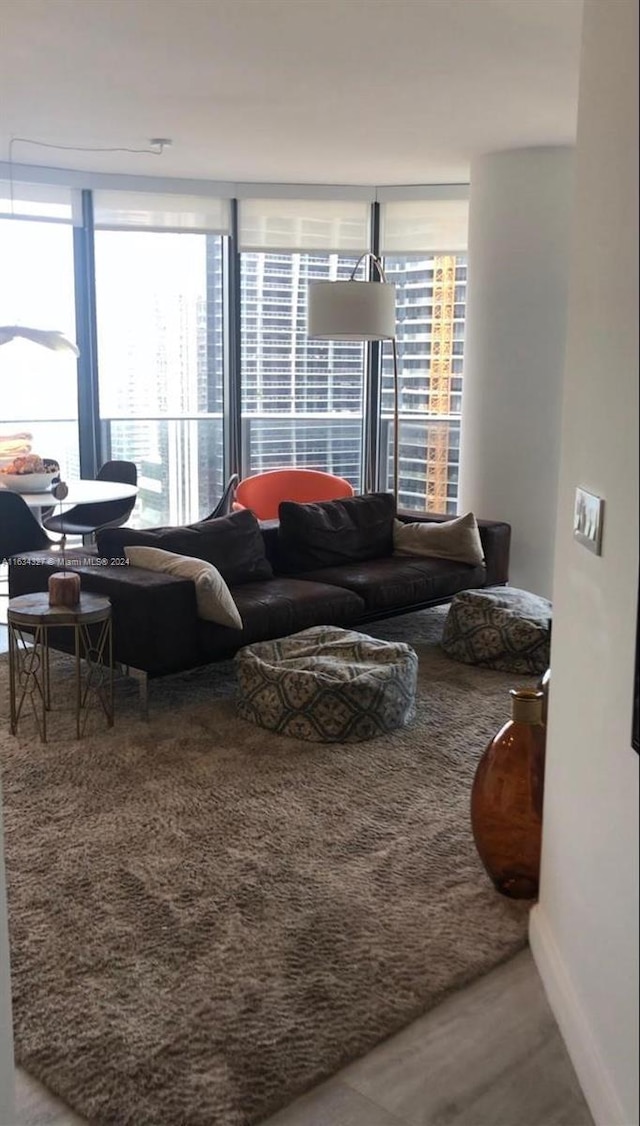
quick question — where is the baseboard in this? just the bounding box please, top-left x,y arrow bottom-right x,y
529,905 -> 630,1126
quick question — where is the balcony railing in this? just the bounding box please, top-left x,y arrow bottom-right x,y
99,413 -> 460,526
1,412 -> 460,530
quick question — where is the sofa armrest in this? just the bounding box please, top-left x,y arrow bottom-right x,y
8,551 -> 200,675
396,510 -> 511,587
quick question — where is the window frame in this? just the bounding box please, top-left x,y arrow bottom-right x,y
0,180 -> 468,517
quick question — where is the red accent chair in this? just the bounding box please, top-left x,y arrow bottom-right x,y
233,468 -> 355,521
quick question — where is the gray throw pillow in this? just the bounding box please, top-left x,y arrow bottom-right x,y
393,512 -> 485,566
125,546 -> 243,629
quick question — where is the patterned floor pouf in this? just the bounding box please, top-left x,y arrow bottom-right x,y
235,625 -> 418,742
441,587 -> 552,675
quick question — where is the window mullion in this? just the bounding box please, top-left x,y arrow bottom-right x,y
224,200 -> 243,480
73,189 -> 101,478
363,202 -> 382,494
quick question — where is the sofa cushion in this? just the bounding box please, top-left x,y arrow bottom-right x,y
277,492 -> 396,572
124,546 -> 243,629
293,555 -> 487,613
393,512 -> 485,566
97,509 -> 273,586
197,577 -> 366,660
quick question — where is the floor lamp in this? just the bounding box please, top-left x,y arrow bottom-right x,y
0,326 -> 79,354
307,253 -> 400,501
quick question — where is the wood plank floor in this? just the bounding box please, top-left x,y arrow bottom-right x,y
10,950 -> 592,1126
1,610 -> 592,1126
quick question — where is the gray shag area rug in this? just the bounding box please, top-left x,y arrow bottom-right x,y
0,606 -> 534,1126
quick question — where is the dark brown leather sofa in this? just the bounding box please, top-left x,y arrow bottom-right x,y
9,494 -> 510,688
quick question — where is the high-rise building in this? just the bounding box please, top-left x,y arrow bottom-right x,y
382,255 -> 466,514
240,252 -> 365,486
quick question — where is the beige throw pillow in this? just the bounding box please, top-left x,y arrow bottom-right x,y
124,546 -> 243,629
393,512 -> 485,566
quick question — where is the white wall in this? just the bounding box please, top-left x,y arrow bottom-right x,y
459,147 -> 574,598
529,1 -> 639,1124
0,784 -> 14,1125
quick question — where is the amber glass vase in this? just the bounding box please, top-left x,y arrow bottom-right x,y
539,667 -> 551,726
471,689 -> 546,900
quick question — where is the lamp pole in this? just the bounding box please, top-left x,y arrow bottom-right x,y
347,254 -> 399,499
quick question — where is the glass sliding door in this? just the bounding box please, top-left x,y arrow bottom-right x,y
94,230 -> 225,527
240,253 -> 365,488
0,216 -> 79,480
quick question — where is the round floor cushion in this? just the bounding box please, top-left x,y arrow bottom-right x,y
235,625 -> 418,743
441,587 -> 552,675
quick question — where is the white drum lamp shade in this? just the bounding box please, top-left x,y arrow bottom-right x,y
308,281 -> 396,340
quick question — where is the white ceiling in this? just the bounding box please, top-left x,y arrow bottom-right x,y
0,0 -> 584,188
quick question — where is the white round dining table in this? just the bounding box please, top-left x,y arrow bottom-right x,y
0,480 -> 138,518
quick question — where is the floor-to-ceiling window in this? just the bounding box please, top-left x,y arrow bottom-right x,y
93,192 -> 229,526
1,181 -> 469,521
0,186 -> 79,481
240,252 -> 365,487
381,254 -> 466,514
379,195 -> 469,514
237,197 -> 372,489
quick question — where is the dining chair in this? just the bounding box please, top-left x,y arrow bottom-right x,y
42,460 -> 138,542
232,467 -> 355,521
203,473 -> 239,521
0,490 -> 54,604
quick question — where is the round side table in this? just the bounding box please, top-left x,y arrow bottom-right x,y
7,591 -> 114,742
